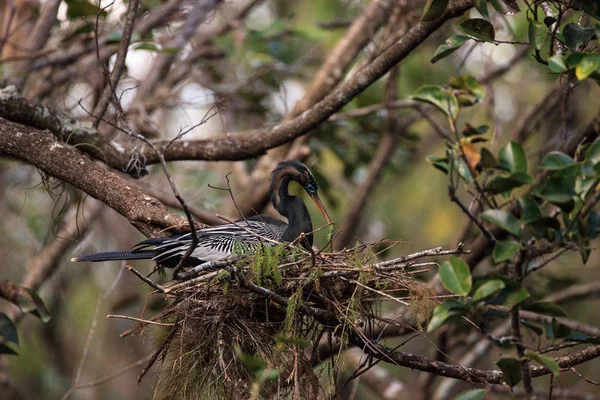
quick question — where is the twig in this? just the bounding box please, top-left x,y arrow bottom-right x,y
334,66 -> 403,250
449,187 -> 497,244
137,316 -> 180,383
126,264 -> 165,292
72,262 -> 126,387
569,367 -> 599,386
92,0 -> 140,127
373,244 -> 469,271
60,354 -> 153,400
106,314 -> 176,327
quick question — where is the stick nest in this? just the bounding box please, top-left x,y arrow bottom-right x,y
121,242 -> 458,399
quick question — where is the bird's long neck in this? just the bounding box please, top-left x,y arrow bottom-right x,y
272,177 -> 313,249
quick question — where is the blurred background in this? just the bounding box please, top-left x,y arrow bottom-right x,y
1,0 -> 599,398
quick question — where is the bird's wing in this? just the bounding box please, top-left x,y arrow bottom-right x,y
131,217 -> 288,267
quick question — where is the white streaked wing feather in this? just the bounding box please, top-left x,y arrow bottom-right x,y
150,218 -> 287,264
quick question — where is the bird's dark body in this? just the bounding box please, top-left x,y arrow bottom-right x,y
72,160 -> 331,269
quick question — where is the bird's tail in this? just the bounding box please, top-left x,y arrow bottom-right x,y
71,250 -> 159,263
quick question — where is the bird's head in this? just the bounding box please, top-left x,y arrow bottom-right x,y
270,160 -> 332,225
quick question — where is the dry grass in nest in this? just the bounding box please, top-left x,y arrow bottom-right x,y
116,241 -> 463,399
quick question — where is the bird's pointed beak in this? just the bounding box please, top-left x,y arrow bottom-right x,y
310,194 -> 333,225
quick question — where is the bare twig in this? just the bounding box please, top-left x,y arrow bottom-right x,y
92,0 -> 141,127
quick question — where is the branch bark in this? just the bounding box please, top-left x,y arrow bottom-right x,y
0,118 -> 189,237
356,338 -> 600,385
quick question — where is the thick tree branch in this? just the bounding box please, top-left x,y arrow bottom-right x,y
230,0 -> 412,216
355,338 -> 600,385
140,0 -> 472,163
0,118 -> 189,237
0,86 -> 144,175
0,1 -> 473,182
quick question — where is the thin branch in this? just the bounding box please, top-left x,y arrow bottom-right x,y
59,355 -> 153,400
92,0 -> 140,127
126,265 -> 165,292
334,66 -> 402,251
106,314 -> 175,327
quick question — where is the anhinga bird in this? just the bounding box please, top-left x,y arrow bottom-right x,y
71,160 -> 332,269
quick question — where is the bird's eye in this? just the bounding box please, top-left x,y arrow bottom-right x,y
305,183 -> 316,195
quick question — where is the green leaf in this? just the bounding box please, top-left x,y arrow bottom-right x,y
412,85 -> 459,119
523,301 -> 566,317
457,158 -> 473,184
517,196 -> 542,224
235,346 -> 267,374
61,22 -> 94,42
521,320 -> 543,335
439,257 -> 472,295
105,29 -> 122,44
498,141 -> 527,174
422,0 -> 449,22
585,140 -> 600,165
472,279 -> 506,302
563,23 -> 596,50
427,300 -> 467,332
527,216 -> 561,231
460,18 -> 496,42
485,173 -> 534,194
19,288 -> 51,322
472,0 -> 489,18
449,75 -> 485,100
544,319 -> 572,340
524,350 -> 559,376
576,54 -> 600,81
454,388 -> 487,400
66,0 -> 105,19
426,156 -> 450,174
480,147 -> 498,169
588,211 -> 600,238
497,358 -> 522,387
256,368 -> 281,381
462,123 -> 489,137
481,209 -> 522,238
548,55 -> 568,73
565,332 -> 600,344
0,313 -> 18,345
528,19 -> 547,50
495,286 -> 530,307
489,0 -> 520,15
134,43 -> 159,52
493,241 -> 520,263
553,162 -> 583,178
274,334 -> 310,348
576,176 -> 596,196
0,343 -> 18,356
534,176 -> 576,204
431,35 -> 470,63
539,151 -> 575,170
565,52 -> 588,68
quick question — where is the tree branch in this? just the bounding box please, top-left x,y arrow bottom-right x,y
0,118 -> 189,237
355,337 -> 600,385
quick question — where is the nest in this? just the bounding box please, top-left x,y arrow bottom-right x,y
118,241 -> 455,399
